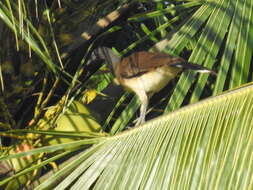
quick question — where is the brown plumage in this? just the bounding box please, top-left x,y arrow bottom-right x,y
116,51 -> 184,78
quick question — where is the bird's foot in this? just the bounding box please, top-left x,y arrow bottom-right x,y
135,117 -> 145,126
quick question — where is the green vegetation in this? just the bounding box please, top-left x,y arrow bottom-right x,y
0,0 -> 253,189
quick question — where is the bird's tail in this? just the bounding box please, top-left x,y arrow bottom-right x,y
171,62 -> 217,75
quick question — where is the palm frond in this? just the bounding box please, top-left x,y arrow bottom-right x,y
35,83 -> 253,190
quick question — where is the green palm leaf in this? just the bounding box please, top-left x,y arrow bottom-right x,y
34,83 -> 253,190
163,0 -> 253,111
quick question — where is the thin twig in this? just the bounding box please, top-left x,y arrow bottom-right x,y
28,78 -> 60,127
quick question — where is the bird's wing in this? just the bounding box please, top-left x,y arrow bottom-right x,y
119,51 -> 185,78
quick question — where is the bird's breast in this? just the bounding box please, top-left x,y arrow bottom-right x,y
119,66 -> 180,94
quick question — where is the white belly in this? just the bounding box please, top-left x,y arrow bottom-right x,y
121,67 -> 178,94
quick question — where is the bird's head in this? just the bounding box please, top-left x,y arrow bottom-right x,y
89,47 -> 121,72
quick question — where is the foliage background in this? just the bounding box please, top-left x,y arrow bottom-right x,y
0,0 -> 253,189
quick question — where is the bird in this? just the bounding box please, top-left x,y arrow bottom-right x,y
89,47 -> 216,126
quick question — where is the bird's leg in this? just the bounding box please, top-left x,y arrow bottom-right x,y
135,91 -> 149,126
